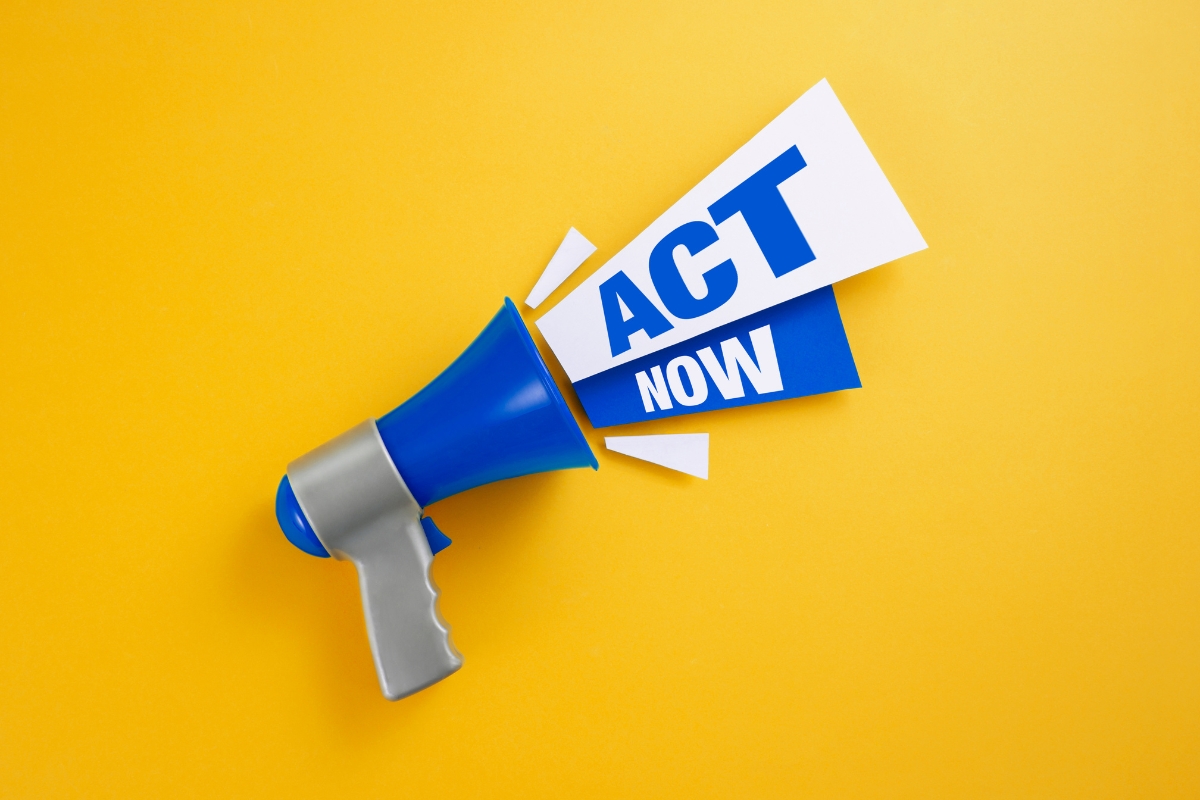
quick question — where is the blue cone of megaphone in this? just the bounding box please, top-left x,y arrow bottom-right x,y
274,298 -> 596,700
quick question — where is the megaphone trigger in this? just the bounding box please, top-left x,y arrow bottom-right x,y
420,516 -> 452,555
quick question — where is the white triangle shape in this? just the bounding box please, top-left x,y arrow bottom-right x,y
525,227 -> 597,309
604,434 -> 709,479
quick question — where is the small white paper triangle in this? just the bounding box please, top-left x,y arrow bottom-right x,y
604,434 -> 709,479
525,227 -> 597,309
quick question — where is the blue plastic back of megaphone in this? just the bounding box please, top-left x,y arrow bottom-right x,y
276,298 -> 597,557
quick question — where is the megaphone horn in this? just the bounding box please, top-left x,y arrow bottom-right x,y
275,298 -> 597,699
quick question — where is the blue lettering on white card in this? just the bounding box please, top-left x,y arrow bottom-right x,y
538,79 -> 926,384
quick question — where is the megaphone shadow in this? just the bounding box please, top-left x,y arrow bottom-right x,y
229,498 -> 447,737
418,466 -> 563,612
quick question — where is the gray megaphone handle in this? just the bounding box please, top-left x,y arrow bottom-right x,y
287,420 -> 462,700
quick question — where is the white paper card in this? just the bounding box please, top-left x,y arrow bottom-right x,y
605,434 -> 709,479
525,227 -> 597,309
537,79 -> 926,383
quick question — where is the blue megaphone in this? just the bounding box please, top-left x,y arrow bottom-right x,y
275,298 -> 597,700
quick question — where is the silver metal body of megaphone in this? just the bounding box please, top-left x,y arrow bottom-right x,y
288,420 -> 461,700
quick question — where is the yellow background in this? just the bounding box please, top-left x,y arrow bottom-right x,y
2,1 -> 1198,796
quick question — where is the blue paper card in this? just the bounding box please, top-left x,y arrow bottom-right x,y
572,286 -> 860,428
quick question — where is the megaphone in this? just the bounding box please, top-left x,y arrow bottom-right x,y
274,298 -> 597,700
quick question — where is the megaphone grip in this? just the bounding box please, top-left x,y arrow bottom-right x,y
287,420 -> 462,700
